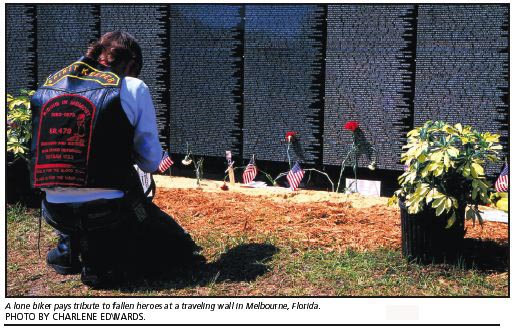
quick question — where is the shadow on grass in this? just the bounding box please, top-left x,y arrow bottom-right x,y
410,238 -> 509,273
116,243 -> 279,292
457,238 -> 509,272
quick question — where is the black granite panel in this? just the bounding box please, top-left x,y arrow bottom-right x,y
36,5 -> 99,86
101,5 -> 170,148
243,5 -> 325,164
323,5 -> 417,170
5,4 -> 509,177
6,5 -> 37,94
168,5 -> 244,157
415,5 -> 509,175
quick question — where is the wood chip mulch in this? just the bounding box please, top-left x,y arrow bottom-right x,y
154,189 -> 509,252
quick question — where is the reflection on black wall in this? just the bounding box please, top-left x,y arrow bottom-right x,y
414,5 -> 509,174
36,5 -> 100,87
5,4 -> 509,174
6,4 -> 37,94
100,5 -> 170,148
323,5 -> 417,170
169,5 -> 244,156
243,5 -> 325,165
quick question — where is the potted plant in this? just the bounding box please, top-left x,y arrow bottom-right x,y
6,90 -> 40,206
389,121 -> 502,263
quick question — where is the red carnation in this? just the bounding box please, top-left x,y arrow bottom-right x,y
285,131 -> 298,142
344,121 -> 359,132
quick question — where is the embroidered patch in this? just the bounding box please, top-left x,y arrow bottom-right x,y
43,61 -> 120,87
34,94 -> 96,187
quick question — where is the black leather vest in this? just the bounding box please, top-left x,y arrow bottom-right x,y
30,56 -> 135,190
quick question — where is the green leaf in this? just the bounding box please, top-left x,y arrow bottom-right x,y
496,198 -> 508,212
430,151 -> 444,162
482,132 -> 500,143
416,184 -> 429,197
471,186 -> 479,200
435,203 -> 446,216
433,166 -> 444,177
490,145 -> 503,150
446,212 -> 457,228
407,129 -> 420,137
466,207 -> 475,221
408,201 -> 421,214
432,196 -> 446,209
462,165 -> 471,177
445,197 -> 452,210
425,190 -> 435,204
446,147 -> 459,157
470,163 -> 484,178
475,210 -> 483,226
420,167 -> 430,178
443,153 -> 451,168
444,125 -> 458,135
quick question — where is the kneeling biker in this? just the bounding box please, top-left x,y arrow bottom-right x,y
30,31 -> 202,288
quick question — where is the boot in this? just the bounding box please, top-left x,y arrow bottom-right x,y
79,231 -> 121,289
47,232 -> 81,275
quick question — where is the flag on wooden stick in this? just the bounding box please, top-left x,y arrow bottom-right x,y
158,154 -> 174,173
243,159 -> 257,184
287,162 -> 305,191
495,163 -> 509,192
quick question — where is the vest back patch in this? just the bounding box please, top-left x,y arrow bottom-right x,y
43,61 -> 120,87
34,94 -> 96,187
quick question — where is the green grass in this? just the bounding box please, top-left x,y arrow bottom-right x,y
6,204 -> 509,296
277,247 -> 507,296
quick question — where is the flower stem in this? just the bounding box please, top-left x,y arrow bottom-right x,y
259,169 -> 278,186
286,142 -> 292,170
336,148 -> 355,193
353,134 -> 358,193
304,168 -> 335,192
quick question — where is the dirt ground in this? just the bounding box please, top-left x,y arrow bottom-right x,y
155,175 -> 390,209
154,176 -> 508,252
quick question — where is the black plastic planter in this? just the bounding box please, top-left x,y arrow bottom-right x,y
399,200 -> 465,263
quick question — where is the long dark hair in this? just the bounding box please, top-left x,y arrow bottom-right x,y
86,31 -> 143,76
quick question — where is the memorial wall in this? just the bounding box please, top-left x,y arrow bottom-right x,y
5,4 -> 37,94
243,5 -> 325,164
36,5 -> 100,87
324,5 -> 416,170
169,5 -> 244,156
100,5 -> 170,148
414,5 -> 509,173
5,4 -> 509,175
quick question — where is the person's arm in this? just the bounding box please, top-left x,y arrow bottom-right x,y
121,77 -> 173,173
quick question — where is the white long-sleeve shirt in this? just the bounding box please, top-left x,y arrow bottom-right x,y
44,77 -> 163,203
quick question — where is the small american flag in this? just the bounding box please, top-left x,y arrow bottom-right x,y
158,154 -> 174,173
495,163 -> 509,192
243,160 -> 257,184
287,162 -> 305,191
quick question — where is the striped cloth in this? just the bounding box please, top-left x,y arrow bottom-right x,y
243,160 -> 257,184
495,163 -> 509,192
158,154 -> 174,173
287,162 -> 305,191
